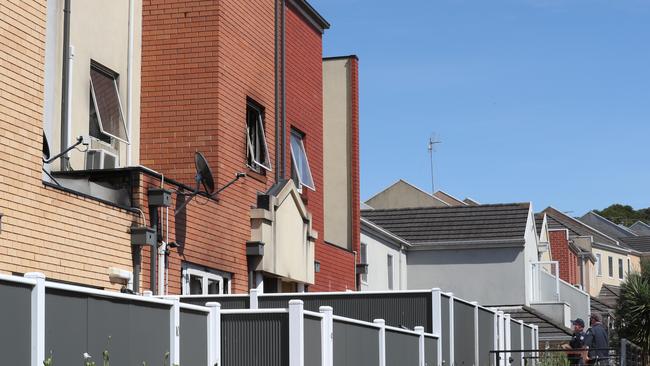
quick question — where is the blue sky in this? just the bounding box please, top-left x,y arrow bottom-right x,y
311,0 -> 650,215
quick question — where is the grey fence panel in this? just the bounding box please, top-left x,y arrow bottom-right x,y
478,308 -> 496,366
510,322 -> 522,366
424,336 -> 438,366
558,280 -> 589,322
45,288 -> 171,366
180,295 -> 249,309
259,292 -> 433,331
523,325 -> 533,363
0,280 -> 32,365
221,312 -> 289,366
45,289 -> 89,364
441,295 -> 450,366
386,329 -> 420,366
180,308 -> 209,366
333,319 -> 380,366
304,315 -> 322,366
454,300 -> 476,366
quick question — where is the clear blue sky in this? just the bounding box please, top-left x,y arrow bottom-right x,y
311,0 -> 650,215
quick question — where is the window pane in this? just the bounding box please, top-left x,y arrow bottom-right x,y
246,104 -> 271,171
90,67 -> 128,143
618,259 -> 624,279
207,279 -> 221,294
189,275 -> 203,295
360,243 -> 368,283
387,255 -> 394,290
608,257 -> 613,277
290,132 -> 315,190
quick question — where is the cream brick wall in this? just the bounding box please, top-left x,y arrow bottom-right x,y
0,0 -> 137,289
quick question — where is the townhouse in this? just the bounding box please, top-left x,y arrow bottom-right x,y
1,0 -> 360,295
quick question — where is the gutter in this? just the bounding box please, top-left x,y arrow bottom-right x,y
408,238 -> 526,251
360,218 -> 411,248
59,0 -> 72,170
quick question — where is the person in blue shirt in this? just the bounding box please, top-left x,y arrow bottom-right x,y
584,313 -> 609,365
563,318 -> 587,365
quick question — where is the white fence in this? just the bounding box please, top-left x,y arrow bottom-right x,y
531,261 -> 591,322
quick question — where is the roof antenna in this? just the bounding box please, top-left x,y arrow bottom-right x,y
428,133 -> 442,194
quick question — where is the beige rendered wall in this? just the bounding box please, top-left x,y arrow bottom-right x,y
323,58 -> 352,249
592,247 -> 637,295
46,0 -> 141,170
366,180 -> 448,209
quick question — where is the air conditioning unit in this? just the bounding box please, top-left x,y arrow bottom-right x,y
85,149 -> 118,170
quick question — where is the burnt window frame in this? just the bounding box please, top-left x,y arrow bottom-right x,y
245,99 -> 272,173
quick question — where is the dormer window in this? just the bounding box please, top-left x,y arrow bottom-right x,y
290,130 -> 315,191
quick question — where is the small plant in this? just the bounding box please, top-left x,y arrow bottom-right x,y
43,350 -> 53,366
537,350 -> 569,366
83,352 -> 95,366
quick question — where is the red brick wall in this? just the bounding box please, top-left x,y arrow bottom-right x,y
548,230 -> 579,285
141,0 -> 277,293
284,5 -> 356,291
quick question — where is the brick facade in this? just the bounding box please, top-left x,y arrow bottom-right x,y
0,0 -> 136,289
548,229 -> 580,285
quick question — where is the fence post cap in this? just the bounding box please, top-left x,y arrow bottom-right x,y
249,288 -> 258,295
288,299 -> 304,305
373,319 -> 385,325
24,272 -> 46,279
143,290 -> 153,297
470,301 -> 479,305
205,302 -> 222,309
414,326 -> 425,333
319,305 -> 333,312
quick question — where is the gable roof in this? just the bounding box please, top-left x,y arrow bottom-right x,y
433,190 -> 468,206
630,221 -> 650,236
361,203 -> 531,248
463,197 -> 480,206
619,236 -> 650,253
365,180 -> 449,209
578,211 -> 638,239
535,213 -> 546,237
542,207 -> 620,247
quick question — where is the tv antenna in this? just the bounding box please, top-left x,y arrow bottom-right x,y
428,134 -> 442,194
174,152 -> 246,215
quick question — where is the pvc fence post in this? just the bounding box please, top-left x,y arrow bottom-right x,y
206,302 -> 221,366
25,272 -> 45,366
431,288 -> 443,365
415,326 -> 425,366
471,302 -> 479,366
289,300 -> 305,366
504,314 -> 512,366
249,288 -> 259,309
497,311 -> 505,366
170,299 -> 180,365
319,306 -> 334,366
448,293 -> 455,366
374,319 -> 386,366
519,322 -> 525,366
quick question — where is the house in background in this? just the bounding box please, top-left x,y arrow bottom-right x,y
543,207 -> 641,297
629,220 -> 650,235
535,213 -> 553,262
578,211 -> 650,259
364,179 -> 479,210
360,201 -> 590,337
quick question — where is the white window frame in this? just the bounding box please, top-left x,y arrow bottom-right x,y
89,65 -> 129,144
360,242 -> 368,284
246,103 -> 272,172
182,267 -> 231,295
387,254 -> 394,290
595,254 -> 602,277
290,131 -> 315,191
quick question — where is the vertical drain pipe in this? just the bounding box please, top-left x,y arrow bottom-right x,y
126,0 -> 135,166
59,0 -> 72,170
149,204 -> 158,295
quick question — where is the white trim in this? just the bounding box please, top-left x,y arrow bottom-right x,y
246,113 -> 272,172
319,306 -> 334,366
25,273 -> 45,366
45,281 -> 175,306
504,314 -> 511,366
290,132 -> 315,191
249,288 -> 259,309
385,324 -> 422,336
178,302 -> 211,313
220,308 -> 289,315
448,293 -> 455,366
415,326 -> 425,366
374,319 -> 386,366
472,301 -> 480,366
170,299 -> 180,365
289,300 -> 305,366
333,315 -> 382,328
206,302 -> 221,366
89,67 -> 130,144
182,266 -> 230,295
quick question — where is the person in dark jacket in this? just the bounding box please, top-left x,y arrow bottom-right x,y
585,313 -> 609,365
563,318 -> 588,365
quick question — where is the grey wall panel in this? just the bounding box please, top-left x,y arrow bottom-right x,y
510,323 -> 522,366
333,320 -> 379,366
441,295 -> 450,366
128,301 -> 172,365
304,315 -> 322,366
0,281 -> 32,366
454,300 -> 476,366
259,292 -> 433,331
45,289 -> 88,365
424,336 -> 438,366
221,313 -> 289,366
386,330 -> 419,366
180,309 -> 209,366
478,308 -> 496,366
181,296 -> 249,309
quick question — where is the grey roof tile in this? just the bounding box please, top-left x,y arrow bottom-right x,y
619,236 -> 650,253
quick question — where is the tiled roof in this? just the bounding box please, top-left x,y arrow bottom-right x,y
630,221 -> 650,236
578,211 -> 638,239
542,207 -> 619,247
597,284 -> 620,310
361,203 -> 530,246
499,306 -> 571,341
619,236 -> 650,253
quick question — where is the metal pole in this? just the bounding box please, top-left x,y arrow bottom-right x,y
621,338 -> 627,366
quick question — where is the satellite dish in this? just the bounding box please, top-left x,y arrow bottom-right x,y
175,152 -> 245,215
194,152 -> 215,195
